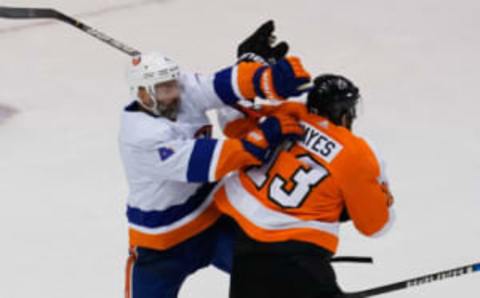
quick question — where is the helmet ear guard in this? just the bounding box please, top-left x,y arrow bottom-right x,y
306,74 -> 360,128
134,86 -> 161,116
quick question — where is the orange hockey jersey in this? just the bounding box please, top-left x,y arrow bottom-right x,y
214,103 -> 395,253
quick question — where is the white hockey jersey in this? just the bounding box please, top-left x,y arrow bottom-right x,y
119,69 -> 262,250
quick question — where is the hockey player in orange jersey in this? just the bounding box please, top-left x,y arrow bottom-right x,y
214,74 -> 395,298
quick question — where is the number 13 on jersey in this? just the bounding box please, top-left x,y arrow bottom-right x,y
246,150 -> 329,209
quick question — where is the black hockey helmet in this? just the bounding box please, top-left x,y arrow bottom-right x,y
306,74 -> 360,129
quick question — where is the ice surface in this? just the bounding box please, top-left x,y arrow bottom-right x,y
0,0 -> 479,297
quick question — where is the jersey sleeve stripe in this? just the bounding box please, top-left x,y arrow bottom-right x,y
213,67 -> 240,105
213,63 -> 263,104
231,65 -> 246,101
186,139 -> 218,182
208,139 -> 224,182
129,201 -> 221,250
236,62 -> 262,99
127,184 -> 216,228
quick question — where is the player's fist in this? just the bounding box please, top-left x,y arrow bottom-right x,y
254,56 -> 311,100
269,113 -> 305,142
237,20 -> 289,64
242,114 -> 304,161
246,114 -> 303,149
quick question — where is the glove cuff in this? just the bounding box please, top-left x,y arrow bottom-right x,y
241,139 -> 271,162
253,66 -> 268,98
238,52 -> 268,65
258,116 -> 283,148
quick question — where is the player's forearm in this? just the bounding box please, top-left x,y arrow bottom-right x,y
211,57 -> 311,107
185,115 -> 304,182
185,138 -> 271,183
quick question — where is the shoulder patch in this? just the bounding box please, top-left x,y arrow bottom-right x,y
159,147 -> 175,161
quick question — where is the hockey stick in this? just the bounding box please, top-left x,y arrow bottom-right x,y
342,262 -> 480,297
331,256 -> 374,264
0,6 -> 140,56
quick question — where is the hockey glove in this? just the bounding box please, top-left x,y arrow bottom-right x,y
237,20 -> 289,64
253,56 -> 311,100
225,102 -> 308,138
242,114 -> 304,161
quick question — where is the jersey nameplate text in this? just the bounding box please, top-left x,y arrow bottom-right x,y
299,121 -> 343,163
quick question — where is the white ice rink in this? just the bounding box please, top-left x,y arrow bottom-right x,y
0,0 -> 479,297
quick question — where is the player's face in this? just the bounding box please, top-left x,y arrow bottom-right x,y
154,80 -> 181,107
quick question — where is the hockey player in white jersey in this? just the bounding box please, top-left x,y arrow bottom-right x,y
119,23 -> 311,298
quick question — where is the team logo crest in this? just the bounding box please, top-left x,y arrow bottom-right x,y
159,147 -> 175,161
132,56 -> 142,66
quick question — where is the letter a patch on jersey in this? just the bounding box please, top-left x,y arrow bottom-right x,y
159,147 -> 175,161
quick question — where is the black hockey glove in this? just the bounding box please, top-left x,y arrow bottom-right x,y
237,20 -> 289,65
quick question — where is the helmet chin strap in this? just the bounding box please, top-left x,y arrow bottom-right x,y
138,95 -> 161,117
138,86 -> 178,120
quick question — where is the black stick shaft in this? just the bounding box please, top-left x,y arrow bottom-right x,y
0,6 -> 140,56
54,11 -> 141,56
345,263 -> 480,297
331,256 -> 374,264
